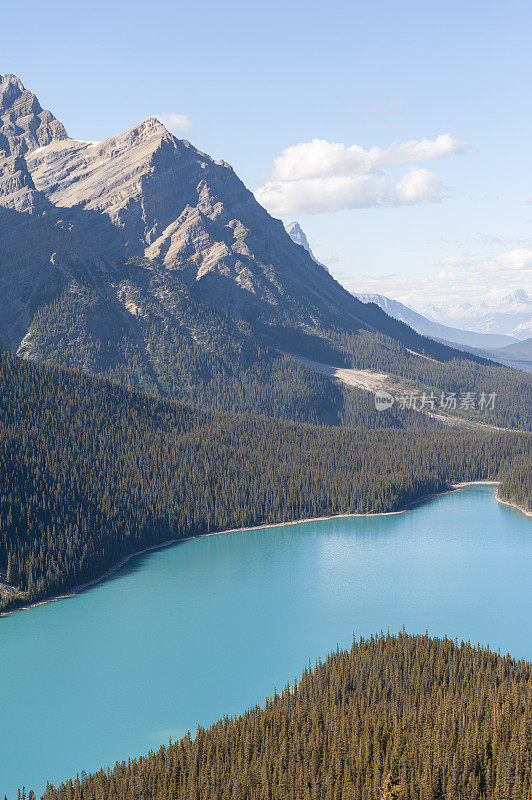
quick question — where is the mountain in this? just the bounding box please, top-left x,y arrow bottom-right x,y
0,75 -> 401,347
418,289 -> 532,339
0,75 -> 110,351
23,121 -> 386,335
433,338 -> 532,375
356,292 -> 532,373
285,221 -> 328,270
1,73 -> 531,430
354,293 -> 518,349
494,335 -> 532,360
485,336 -> 532,373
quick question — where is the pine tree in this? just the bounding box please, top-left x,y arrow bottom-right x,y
380,772 -> 402,799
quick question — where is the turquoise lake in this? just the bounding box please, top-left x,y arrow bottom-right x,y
1,484 -> 531,797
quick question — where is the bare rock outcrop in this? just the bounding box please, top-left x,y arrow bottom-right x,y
0,73 -> 67,157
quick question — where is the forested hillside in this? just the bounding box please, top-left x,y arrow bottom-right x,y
1,351 -> 530,612
19,285 -> 446,431
339,329 -> 532,429
20,268 -> 532,430
35,633 -> 532,800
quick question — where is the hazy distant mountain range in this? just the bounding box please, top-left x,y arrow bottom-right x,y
1,73 -> 530,428
287,220 -> 531,345
418,289 -> 532,339
355,293 -> 532,372
354,293 -> 516,348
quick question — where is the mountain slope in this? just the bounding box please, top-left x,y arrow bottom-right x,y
1,74 -> 531,429
485,336 -> 532,373
24,117 -> 422,339
0,73 -> 67,157
0,74 -> 471,353
492,335 -> 532,360
357,291 -> 532,373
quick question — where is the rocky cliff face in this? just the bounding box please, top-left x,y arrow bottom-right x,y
25,117 -> 349,322
0,74 -> 67,157
0,153 -> 39,209
18,98 -> 383,336
0,76 -> 115,351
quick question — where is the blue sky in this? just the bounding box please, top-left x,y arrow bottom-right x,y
3,0 -> 531,311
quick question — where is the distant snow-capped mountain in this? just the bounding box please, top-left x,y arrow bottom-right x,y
417,289 -> 531,339
285,222 -> 329,271
354,293 -> 518,349
355,293 -> 532,372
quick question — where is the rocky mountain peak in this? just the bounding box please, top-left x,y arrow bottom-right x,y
138,116 -> 167,133
285,221 -> 328,271
0,73 -> 25,95
506,288 -> 528,303
0,73 -> 67,157
285,221 -> 305,242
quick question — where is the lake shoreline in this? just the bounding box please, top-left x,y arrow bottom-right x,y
494,491 -> 532,519
1,480 -> 528,619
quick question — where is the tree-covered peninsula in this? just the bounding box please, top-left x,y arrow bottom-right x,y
34,632 -> 532,800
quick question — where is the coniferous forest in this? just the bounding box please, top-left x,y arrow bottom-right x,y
497,462 -> 532,513
0,350 -> 530,613
32,632 -> 532,800
25,283 -> 532,431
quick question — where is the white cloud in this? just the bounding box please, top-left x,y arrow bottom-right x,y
256,175 -> 384,215
392,168 -> 443,205
439,256 -> 466,267
156,112 -> 192,134
377,133 -> 467,165
255,133 -> 466,215
267,140 -> 374,182
486,248 -> 532,271
350,248 -> 532,311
